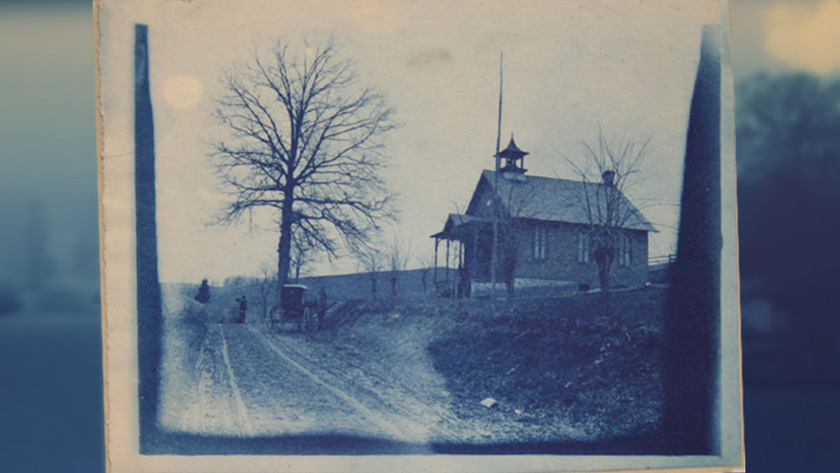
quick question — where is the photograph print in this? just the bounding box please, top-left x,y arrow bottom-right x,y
96,1 -> 744,472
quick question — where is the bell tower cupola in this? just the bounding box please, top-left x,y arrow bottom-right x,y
497,134 -> 528,175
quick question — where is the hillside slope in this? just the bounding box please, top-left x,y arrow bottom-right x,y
317,288 -> 666,444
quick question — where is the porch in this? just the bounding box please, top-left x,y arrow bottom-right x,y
430,214 -> 494,298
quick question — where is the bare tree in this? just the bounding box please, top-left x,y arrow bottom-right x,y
418,251 -> 436,295
290,232 -> 316,283
387,236 -> 412,297
492,179 -> 540,298
211,38 -> 397,288
565,128 -> 651,290
256,263 -> 278,321
356,246 -> 383,300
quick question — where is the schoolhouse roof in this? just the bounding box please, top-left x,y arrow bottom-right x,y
467,170 -> 657,232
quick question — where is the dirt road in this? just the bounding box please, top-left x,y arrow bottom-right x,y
171,323 -> 459,442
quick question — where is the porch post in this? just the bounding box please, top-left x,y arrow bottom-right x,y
434,238 -> 439,284
457,240 -> 463,297
472,229 -> 479,299
445,239 -> 451,286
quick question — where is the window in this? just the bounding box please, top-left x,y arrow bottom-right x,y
618,235 -> 632,266
578,232 -> 590,263
533,226 -> 547,260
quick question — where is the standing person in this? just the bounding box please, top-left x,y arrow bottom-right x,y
318,287 -> 327,310
237,295 -> 247,324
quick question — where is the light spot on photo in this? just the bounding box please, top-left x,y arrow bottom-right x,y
163,74 -> 205,109
407,47 -> 452,68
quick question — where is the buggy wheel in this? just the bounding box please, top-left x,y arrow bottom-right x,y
275,309 -> 287,332
298,312 -> 306,332
311,311 -> 321,332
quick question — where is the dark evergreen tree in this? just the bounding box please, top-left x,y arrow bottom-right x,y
194,278 -> 211,304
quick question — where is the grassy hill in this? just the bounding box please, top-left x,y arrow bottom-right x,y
318,287 -> 666,445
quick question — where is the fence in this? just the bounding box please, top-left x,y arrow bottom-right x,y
648,254 -> 676,266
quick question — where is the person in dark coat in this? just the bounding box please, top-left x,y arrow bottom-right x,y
318,287 -> 327,310
236,295 -> 247,323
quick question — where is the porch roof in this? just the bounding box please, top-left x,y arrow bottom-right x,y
431,213 -> 491,240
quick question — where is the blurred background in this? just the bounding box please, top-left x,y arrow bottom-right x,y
0,0 -> 837,471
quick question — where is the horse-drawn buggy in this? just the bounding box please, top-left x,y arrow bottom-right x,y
267,284 -> 326,332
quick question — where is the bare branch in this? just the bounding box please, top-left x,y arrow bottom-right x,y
209,37 -> 398,285
562,127 -> 656,289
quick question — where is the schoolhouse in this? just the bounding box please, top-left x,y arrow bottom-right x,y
431,137 -> 656,297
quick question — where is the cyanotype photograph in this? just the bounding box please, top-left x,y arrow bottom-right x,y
96,1 -> 743,471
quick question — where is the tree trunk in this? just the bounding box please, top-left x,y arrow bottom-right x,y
595,246 -> 613,291
598,261 -> 609,290
277,194 -> 294,292
502,226 -> 516,299
370,274 -> 377,300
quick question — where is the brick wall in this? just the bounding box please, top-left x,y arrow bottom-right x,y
511,220 -> 648,289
